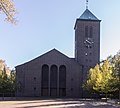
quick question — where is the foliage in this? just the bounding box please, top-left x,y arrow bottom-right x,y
83,60 -> 118,100
0,0 -> 16,23
0,59 -> 16,94
83,64 -> 100,93
111,51 -> 120,101
95,61 -> 114,92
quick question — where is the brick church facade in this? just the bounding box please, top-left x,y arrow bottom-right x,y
16,8 -> 101,97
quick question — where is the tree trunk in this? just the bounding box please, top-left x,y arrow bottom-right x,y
105,93 -> 108,102
119,90 -> 120,102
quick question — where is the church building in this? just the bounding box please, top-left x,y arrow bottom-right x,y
16,4 -> 101,97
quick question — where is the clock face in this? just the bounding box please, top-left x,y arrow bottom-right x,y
84,38 -> 94,48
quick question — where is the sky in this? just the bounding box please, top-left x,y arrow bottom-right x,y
0,0 -> 120,69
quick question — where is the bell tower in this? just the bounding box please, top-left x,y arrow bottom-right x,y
74,4 -> 101,80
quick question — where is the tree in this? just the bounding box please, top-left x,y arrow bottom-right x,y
111,51 -> 120,102
95,60 -> 116,100
0,59 -> 10,76
0,59 -> 16,95
83,65 -> 100,94
0,0 -> 16,23
83,60 -> 118,100
10,69 -> 16,93
0,66 -> 9,93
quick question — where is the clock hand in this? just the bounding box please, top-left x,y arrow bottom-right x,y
86,40 -> 91,44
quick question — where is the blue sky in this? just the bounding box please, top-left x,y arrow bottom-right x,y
0,0 -> 120,69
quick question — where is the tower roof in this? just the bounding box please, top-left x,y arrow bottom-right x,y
79,9 -> 99,21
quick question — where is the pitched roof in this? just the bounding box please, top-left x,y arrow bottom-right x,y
15,49 -> 71,67
79,9 -> 99,21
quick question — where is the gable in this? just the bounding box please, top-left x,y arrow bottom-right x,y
16,49 -> 72,68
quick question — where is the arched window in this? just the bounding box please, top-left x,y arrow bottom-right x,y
41,64 -> 49,96
50,65 -> 58,96
59,65 -> 66,96
85,26 -> 88,38
90,26 -> 93,38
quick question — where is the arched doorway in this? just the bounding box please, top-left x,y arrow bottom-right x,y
59,65 -> 66,96
50,65 -> 58,96
41,64 -> 49,96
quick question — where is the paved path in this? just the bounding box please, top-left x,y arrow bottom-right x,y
0,98 -> 119,108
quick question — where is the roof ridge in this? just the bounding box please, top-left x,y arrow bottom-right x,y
80,9 -> 99,20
